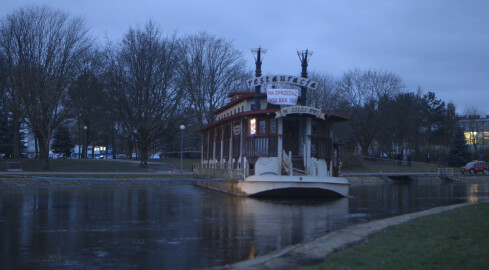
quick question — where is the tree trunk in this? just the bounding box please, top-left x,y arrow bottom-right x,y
38,134 -> 50,170
35,135 -> 39,159
127,141 -> 133,159
140,142 -> 149,168
12,120 -> 21,158
360,141 -> 370,156
111,125 -> 116,159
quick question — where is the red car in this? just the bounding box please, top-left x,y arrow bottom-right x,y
460,161 -> 488,175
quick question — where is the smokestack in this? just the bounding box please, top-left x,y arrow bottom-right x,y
251,47 -> 266,110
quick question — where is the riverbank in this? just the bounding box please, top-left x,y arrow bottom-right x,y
0,175 -> 196,187
219,201 -> 489,270
299,201 -> 489,270
1,174 -> 487,188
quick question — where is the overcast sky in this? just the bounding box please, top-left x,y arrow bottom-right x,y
2,0 -> 488,113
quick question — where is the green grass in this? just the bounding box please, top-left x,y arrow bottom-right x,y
2,158 -> 198,172
6,174 -> 196,179
2,156 -> 450,175
299,202 -> 489,270
342,158 -> 440,173
146,157 -> 198,171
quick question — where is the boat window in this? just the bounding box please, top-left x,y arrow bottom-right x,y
249,118 -> 256,135
259,120 -> 266,135
312,120 -> 318,136
270,119 -> 277,134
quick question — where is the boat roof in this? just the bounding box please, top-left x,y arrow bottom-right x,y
197,108 -> 350,133
214,92 -> 266,115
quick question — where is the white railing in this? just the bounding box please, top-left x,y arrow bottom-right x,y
282,149 -> 293,176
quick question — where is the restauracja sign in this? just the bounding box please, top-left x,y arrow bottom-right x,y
247,75 -> 317,90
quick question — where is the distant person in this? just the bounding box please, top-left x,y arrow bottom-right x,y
426,153 -> 430,163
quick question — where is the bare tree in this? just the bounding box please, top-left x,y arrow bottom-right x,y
337,69 -> 403,155
0,6 -> 91,168
67,49 -> 108,158
308,72 -> 341,110
106,21 -> 185,168
178,32 -> 246,126
0,19 -> 25,158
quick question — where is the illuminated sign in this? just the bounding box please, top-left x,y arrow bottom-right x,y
247,75 -> 317,90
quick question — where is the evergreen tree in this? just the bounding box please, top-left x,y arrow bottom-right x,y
51,125 -> 74,158
447,127 -> 472,167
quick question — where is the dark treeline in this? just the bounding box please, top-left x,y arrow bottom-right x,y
0,6 -> 469,168
0,6 -> 246,168
309,69 -> 459,163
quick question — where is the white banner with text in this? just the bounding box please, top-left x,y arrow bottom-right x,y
266,89 -> 299,105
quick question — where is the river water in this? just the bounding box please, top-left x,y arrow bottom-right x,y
1,180 -> 488,269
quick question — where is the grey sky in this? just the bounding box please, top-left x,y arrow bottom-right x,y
2,0 -> 488,113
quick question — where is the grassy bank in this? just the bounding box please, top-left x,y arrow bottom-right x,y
299,202 -> 489,270
2,158 -> 197,172
2,156 -> 447,174
342,157 -> 439,173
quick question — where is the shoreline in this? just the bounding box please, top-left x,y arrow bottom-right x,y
215,202 -> 482,270
1,174 -> 487,188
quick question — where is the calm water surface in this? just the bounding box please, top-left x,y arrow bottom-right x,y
1,181 -> 488,269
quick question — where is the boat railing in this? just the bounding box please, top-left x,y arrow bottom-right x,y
245,136 -> 278,157
193,163 -> 245,180
311,136 -> 333,160
282,150 -> 293,176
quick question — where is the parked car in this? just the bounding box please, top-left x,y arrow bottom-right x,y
116,154 -> 127,159
460,161 -> 488,175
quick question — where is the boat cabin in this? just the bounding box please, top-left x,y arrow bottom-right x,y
195,91 -> 350,179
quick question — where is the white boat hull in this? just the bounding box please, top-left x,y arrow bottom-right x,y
239,175 -> 349,197
195,176 -> 349,197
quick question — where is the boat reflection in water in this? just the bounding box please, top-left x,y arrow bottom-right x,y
1,181 -> 488,270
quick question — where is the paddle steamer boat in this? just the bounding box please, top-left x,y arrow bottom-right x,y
193,49 -> 350,197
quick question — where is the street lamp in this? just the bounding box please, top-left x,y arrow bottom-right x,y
83,126 -> 87,159
180,125 -> 185,174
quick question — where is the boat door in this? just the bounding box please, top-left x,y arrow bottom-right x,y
283,119 -> 300,156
